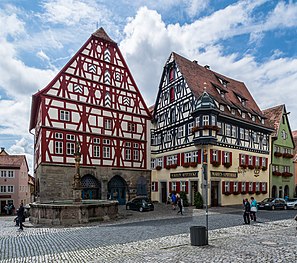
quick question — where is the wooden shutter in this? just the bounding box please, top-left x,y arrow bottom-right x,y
169,181 -> 172,192
222,181 -> 226,194
230,181 -> 234,193
230,152 -> 232,165
210,149 -> 214,163
177,153 -> 180,166
239,154 -> 242,165
197,149 -> 202,164
185,181 -> 189,194
238,182 -> 242,192
163,156 -> 167,168
222,151 -> 225,164
176,182 -> 180,193
181,153 -> 185,166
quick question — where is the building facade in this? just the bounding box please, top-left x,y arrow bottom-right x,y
291,130 -> 297,197
263,105 -> 295,199
0,148 -> 30,214
29,28 -> 151,205
150,53 -> 273,206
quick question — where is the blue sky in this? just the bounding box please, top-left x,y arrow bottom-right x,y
1,0 -> 297,173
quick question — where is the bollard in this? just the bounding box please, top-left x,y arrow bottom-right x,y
190,226 -> 207,246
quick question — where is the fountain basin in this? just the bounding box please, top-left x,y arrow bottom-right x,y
29,200 -> 118,226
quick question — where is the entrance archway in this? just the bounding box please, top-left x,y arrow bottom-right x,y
271,185 -> 277,198
81,174 -> 101,200
108,175 -> 127,205
136,176 -> 147,196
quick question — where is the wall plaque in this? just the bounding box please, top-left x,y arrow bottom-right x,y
170,171 -> 198,179
210,171 -> 238,178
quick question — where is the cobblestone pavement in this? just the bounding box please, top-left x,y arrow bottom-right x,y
0,205 -> 296,262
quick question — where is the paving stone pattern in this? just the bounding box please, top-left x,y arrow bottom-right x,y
1,214 -> 297,263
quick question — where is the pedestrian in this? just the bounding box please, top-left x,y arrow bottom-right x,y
177,196 -> 183,215
250,197 -> 257,221
243,198 -> 250,224
17,203 -> 25,231
4,204 -> 9,215
171,192 -> 177,210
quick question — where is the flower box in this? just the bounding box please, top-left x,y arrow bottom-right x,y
274,152 -> 282,157
223,162 -> 231,168
233,191 -> 240,195
224,192 -> 231,196
282,172 -> 293,177
255,191 -> 261,195
262,191 -> 267,194
211,161 -> 220,167
165,165 -> 171,170
191,126 -> 199,133
156,166 -> 162,171
190,162 -> 197,168
183,163 -> 190,168
241,191 -> 247,195
248,191 -> 254,194
170,164 -> 178,169
248,165 -> 255,170
240,164 -> 247,169
272,171 -> 281,176
282,153 -> 294,158
262,166 -> 267,171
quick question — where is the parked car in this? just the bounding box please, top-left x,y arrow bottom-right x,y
257,198 -> 287,210
286,198 -> 297,210
126,197 -> 154,212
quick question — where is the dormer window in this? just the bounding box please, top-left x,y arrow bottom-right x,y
220,105 -> 224,111
221,91 -> 225,98
231,109 -> 235,115
242,112 -> 246,118
261,119 -> 265,124
242,100 -> 246,106
252,115 -> 255,122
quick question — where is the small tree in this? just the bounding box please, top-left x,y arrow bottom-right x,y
179,191 -> 189,207
194,191 -> 203,209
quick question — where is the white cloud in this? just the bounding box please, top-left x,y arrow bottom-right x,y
0,7 -> 25,38
37,50 -> 50,61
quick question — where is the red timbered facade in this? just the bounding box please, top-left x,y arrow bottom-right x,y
30,28 -> 151,204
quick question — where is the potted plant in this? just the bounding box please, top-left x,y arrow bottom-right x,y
156,166 -> 162,171
211,161 -> 220,167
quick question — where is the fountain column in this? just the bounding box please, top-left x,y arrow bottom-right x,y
73,141 -> 82,203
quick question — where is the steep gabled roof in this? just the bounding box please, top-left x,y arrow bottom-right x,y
172,52 -> 270,128
92,27 -> 116,44
262,105 -> 284,137
0,154 -> 29,171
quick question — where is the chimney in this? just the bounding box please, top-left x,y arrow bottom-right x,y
192,60 -> 198,64
204,65 -> 210,69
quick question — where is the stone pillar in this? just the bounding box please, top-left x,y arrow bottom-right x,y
73,142 -> 82,203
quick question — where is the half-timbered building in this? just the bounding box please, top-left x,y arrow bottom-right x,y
150,52 -> 273,206
29,28 -> 151,205
263,105 -> 295,199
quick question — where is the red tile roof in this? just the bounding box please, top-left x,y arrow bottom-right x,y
0,155 -> 27,169
172,52 -> 271,128
262,105 -> 284,137
92,27 -> 116,44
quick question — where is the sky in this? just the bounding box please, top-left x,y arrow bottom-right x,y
1,0 -> 297,173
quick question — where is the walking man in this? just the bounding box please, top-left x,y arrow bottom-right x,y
243,198 -> 250,224
250,197 -> 257,221
177,197 -> 183,215
17,203 -> 25,231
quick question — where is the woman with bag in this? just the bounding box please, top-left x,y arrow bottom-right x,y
250,197 -> 257,221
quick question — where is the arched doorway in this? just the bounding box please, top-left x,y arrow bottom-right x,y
284,185 -> 289,199
271,185 -> 277,198
108,175 -> 127,205
136,176 -> 147,196
81,174 -> 101,200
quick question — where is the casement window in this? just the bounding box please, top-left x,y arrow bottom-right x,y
125,142 -> 131,160
178,126 -> 184,138
223,151 -> 231,164
211,115 -> 216,125
151,159 -> 156,169
133,143 -> 139,161
240,128 -> 244,139
151,134 -> 156,145
170,87 -> 175,102
170,109 -> 176,123
0,186 -> 7,193
157,158 -> 163,167
248,182 -> 253,192
233,182 -> 238,192
55,141 -> 63,154
241,182 -> 246,192
261,157 -> 267,168
202,115 -> 209,126
185,152 -> 192,163
217,122 -> 222,134
128,122 -> 136,132
166,131 -> 172,142
60,110 -> 70,121
282,130 -> 287,140
224,181 -> 230,193
244,130 -> 249,140
226,124 -> 231,136
192,151 -> 198,162
220,105 -> 225,111
8,171 -> 14,178
275,146 -> 281,152
240,154 -> 246,165
93,136 -> 100,157
231,109 -> 236,115
248,156 -> 253,166
242,112 -> 246,118
183,102 -> 189,112
7,186 -> 14,193
180,181 -> 186,192
171,181 -> 177,192
55,133 -> 63,139
66,134 -> 75,141
252,115 -> 255,122
256,182 -> 260,192
262,182 -> 267,192
66,142 -> 75,155
104,118 -> 112,130
232,126 -> 237,138
188,122 -> 194,134
103,139 -> 110,158
272,165 -> 279,172
1,171 -> 7,177
212,150 -> 219,162
151,182 -> 158,192
167,155 -> 177,165
284,166 -> 290,172
255,157 -> 260,167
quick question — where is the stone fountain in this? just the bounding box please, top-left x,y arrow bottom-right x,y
29,142 -> 118,226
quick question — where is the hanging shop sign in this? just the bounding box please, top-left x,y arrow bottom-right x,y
170,171 -> 198,178
211,171 -> 238,178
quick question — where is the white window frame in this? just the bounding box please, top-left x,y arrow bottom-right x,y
104,118 -> 112,130
157,158 -> 163,167
60,110 -> 70,121
249,182 -> 253,192
93,145 -> 100,157
180,181 -> 186,192
133,143 -> 139,161
202,115 -> 209,126
188,122 -> 194,134
8,171 -> 14,178
241,182 -> 246,192
171,182 -> 177,192
151,159 -> 156,169
233,182 -> 238,192
7,186 -> 13,193
224,151 -> 230,163
224,181 -> 230,192
178,126 -> 184,138
66,142 -> 75,155
185,152 -> 191,163
55,141 -> 63,154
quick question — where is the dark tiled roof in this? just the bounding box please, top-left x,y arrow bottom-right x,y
92,27 -> 116,44
172,53 -> 270,128
262,105 -> 284,137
